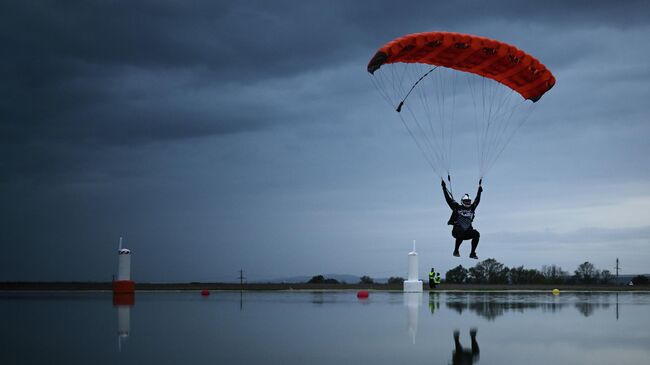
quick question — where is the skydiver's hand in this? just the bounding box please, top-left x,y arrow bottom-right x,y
478,185 -> 483,193
441,180 -> 446,188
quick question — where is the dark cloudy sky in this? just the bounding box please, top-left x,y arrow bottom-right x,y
2,1 -> 649,282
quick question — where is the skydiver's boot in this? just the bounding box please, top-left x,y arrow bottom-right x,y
469,252 -> 478,259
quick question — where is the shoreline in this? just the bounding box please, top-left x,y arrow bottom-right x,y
1,282 -> 648,292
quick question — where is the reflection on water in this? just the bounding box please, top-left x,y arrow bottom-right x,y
428,291 -> 440,314
452,329 -> 480,365
113,293 -> 134,352
446,293 -> 564,320
443,292 -> 618,320
1,291 -> 649,365
116,304 -> 130,351
574,293 -> 611,317
404,292 -> 421,344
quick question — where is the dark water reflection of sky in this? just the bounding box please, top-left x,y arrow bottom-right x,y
1,291 -> 649,365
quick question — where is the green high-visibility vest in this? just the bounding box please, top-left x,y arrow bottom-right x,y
434,275 -> 441,284
429,271 -> 435,279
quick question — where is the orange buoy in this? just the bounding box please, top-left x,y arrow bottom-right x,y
356,290 -> 369,298
201,290 -> 210,296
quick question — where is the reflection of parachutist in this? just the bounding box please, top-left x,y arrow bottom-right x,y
452,329 -> 480,365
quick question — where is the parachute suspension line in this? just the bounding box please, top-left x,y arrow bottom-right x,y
426,66 -> 455,178
464,74 -> 538,178
416,68 -> 442,166
436,68 -> 447,173
472,75 -> 488,177
426,67 -> 450,176
470,74 -> 492,178
481,80 -> 503,176
448,70 -> 458,176
370,65 -> 442,180
482,102 -> 536,176
408,67 -> 441,168
371,63 -> 451,179
369,64 -> 408,111
468,74 -> 482,179
482,77 -> 499,176
483,84 -> 532,176
368,74 -> 395,110
466,74 -> 499,177
403,102 -> 441,173
481,86 -> 515,176
474,78 -> 489,175
468,75 -> 520,178
397,111 -> 442,179
395,66 -> 438,112
368,66 -> 444,179
420,67 -> 452,176
401,64 -> 451,178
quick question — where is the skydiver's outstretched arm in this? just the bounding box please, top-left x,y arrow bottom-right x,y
442,180 -> 456,209
472,181 -> 483,209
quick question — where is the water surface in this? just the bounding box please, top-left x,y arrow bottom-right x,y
2,291 -> 649,364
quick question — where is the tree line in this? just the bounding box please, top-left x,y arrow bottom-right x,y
445,258 -> 648,285
307,274 -> 404,285
306,260 -> 649,286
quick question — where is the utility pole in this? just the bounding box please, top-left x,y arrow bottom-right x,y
615,258 -> 620,279
238,269 -> 246,311
239,269 -> 246,288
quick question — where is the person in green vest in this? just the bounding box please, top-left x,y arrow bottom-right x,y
434,272 -> 442,287
433,272 -> 440,288
429,268 -> 436,289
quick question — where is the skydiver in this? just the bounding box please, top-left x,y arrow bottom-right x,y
442,179 -> 483,259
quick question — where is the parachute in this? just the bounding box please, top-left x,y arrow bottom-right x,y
367,32 -> 555,181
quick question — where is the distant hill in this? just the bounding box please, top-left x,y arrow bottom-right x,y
262,274 -> 396,284
264,274 -> 362,284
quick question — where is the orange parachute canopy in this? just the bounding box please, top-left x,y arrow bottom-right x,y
367,32 -> 555,102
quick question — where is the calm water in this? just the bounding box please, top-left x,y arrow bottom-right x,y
1,291 -> 649,364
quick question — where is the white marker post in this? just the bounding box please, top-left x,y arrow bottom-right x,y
113,236 -> 135,294
403,240 -> 423,292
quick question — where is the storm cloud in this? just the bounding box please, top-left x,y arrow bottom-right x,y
1,1 -> 649,281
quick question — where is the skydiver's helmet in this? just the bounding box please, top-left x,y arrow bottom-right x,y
461,194 -> 472,207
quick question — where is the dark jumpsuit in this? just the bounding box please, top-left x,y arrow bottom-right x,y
443,185 -> 482,255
